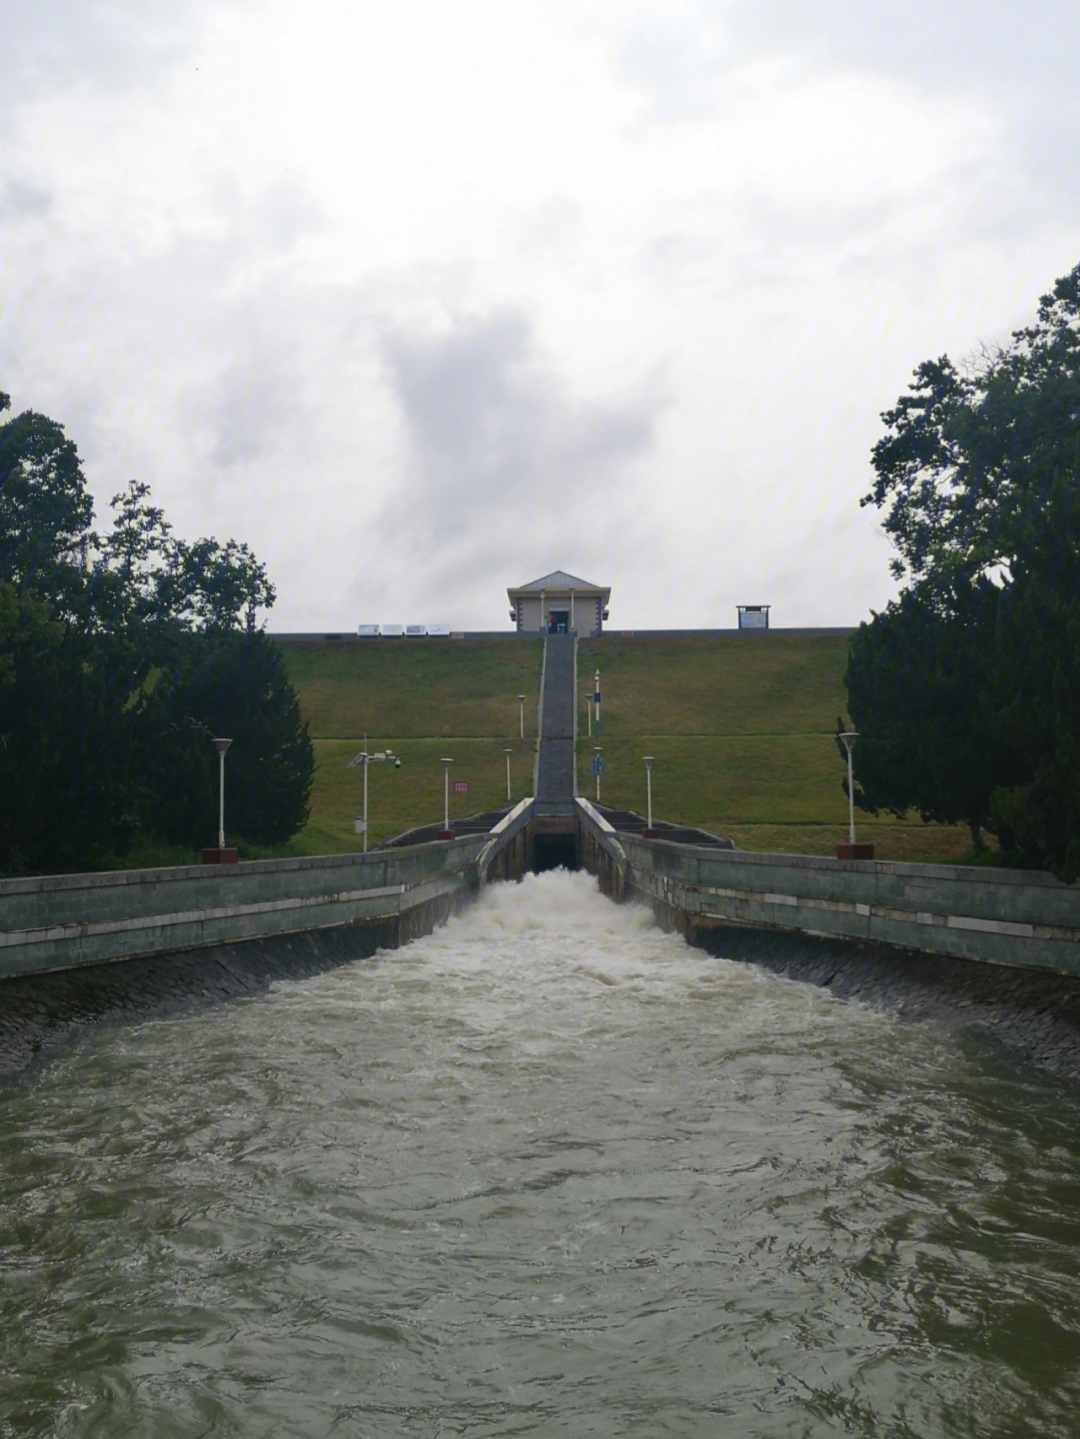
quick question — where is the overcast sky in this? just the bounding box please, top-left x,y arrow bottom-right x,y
2,0 -> 1078,630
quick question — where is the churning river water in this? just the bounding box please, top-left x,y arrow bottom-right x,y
3,870 -> 1080,1437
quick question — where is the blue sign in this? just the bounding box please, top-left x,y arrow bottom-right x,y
592,755 -> 603,776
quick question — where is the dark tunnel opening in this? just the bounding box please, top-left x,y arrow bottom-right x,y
532,832 -> 579,873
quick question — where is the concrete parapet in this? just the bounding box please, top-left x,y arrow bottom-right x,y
575,798 -> 1080,980
575,797 -> 1080,1076
0,806 -> 538,1077
0,813 -> 537,984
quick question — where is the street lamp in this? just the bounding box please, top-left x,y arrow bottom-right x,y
836,731 -> 873,859
438,757 -> 454,839
839,732 -> 858,846
504,746 -> 513,803
518,694 -> 526,740
642,755 -> 658,838
356,748 -> 370,852
212,737 -> 232,852
594,669 -> 601,737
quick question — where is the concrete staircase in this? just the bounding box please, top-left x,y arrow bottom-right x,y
535,634 -> 577,815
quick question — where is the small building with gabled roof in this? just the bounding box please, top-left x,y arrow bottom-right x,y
507,570 -> 611,635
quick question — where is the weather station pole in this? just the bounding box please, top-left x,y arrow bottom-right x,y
643,755 -> 658,838
362,749 -> 369,853
836,732 -> 873,860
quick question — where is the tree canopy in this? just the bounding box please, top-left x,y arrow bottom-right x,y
846,263 -> 1080,873
0,390 -> 312,873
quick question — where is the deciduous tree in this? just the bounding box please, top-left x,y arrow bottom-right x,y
851,262 -> 1080,872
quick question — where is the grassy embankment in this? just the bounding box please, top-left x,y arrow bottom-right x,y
280,639 -> 544,852
577,634 -> 974,863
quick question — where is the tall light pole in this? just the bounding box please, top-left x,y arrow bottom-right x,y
504,746 -> 513,802
212,738 -> 232,851
839,732 -> 859,846
439,757 -> 453,838
360,749 -> 369,852
518,694 -> 526,740
643,754 -> 658,838
594,669 -> 601,737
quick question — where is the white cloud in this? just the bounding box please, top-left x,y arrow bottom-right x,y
0,0 -> 1077,631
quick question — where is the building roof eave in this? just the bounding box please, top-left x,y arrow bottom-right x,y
508,577 -> 610,602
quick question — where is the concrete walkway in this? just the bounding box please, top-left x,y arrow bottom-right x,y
535,634 -> 577,813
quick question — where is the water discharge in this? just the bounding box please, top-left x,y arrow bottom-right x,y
2,870 -> 1080,1436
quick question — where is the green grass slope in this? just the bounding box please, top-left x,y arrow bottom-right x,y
280,638 -> 543,851
273,632 -> 971,863
578,634 -> 972,863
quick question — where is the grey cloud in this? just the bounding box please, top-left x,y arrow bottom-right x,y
730,0 -> 1080,95
619,1 -> 1080,221
0,0 -> 213,125
252,182 -> 325,253
620,0 -> 1080,111
0,180 -> 52,219
516,196 -> 584,257
367,310 -> 662,615
206,361 -> 297,469
618,9 -> 734,122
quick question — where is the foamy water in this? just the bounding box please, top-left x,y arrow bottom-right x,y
2,870 -> 1080,1435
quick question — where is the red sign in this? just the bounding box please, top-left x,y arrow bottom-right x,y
452,779 -> 469,794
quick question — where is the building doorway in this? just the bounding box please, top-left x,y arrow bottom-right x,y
548,610 -> 569,634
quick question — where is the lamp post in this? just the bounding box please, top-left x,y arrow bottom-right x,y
359,749 -> 369,852
594,669 -> 601,737
643,755 -> 658,838
439,757 -> 453,839
836,731 -> 873,859
839,732 -> 858,845
212,737 -> 232,851
504,746 -> 513,803
518,694 -> 526,740
594,745 -> 602,803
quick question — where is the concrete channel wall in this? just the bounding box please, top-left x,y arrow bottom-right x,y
575,798 -> 1080,980
0,798 -> 535,983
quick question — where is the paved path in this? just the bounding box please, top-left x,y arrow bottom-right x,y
535,635 -> 577,810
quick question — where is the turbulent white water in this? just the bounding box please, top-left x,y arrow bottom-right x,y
3,870 -> 1080,1436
